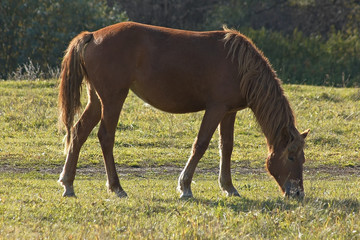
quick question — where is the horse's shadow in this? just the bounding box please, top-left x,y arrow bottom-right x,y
201,197 -> 359,213
153,195 -> 360,214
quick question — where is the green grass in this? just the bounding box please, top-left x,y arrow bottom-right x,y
0,80 -> 359,239
1,80 -> 359,170
1,172 -> 359,239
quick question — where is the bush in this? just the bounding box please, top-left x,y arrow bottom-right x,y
0,0 -> 127,79
205,0 -> 360,86
243,28 -> 360,86
2,0 -> 359,86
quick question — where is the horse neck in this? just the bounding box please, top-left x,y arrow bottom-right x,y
247,76 -> 296,152
222,28 -> 297,150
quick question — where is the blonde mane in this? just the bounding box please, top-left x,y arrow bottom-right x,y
223,26 -> 299,151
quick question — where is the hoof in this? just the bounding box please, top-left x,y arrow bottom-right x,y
177,186 -> 193,199
115,190 -> 128,198
226,191 -> 240,197
62,191 -> 76,198
220,184 -> 240,197
60,183 -> 76,197
179,191 -> 193,199
284,192 -> 305,201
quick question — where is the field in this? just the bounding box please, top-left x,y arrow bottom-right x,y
0,80 -> 359,239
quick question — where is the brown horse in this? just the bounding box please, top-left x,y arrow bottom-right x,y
58,22 -> 309,199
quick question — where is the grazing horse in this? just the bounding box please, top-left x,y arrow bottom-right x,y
58,22 -> 309,199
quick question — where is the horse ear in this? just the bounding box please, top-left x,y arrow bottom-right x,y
301,129 -> 310,139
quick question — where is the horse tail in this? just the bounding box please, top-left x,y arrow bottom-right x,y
58,31 -> 93,153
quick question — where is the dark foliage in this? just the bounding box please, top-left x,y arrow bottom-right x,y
1,0 -> 359,86
0,0 -> 127,79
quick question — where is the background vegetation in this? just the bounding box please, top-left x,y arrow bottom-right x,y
1,0 -> 359,85
0,0 -> 127,80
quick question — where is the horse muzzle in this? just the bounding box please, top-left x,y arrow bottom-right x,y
284,180 -> 304,199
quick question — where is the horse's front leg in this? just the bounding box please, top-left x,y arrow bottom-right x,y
178,106 -> 227,198
218,112 -> 240,197
59,87 -> 101,197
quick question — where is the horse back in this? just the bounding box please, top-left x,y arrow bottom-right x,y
84,22 -> 244,113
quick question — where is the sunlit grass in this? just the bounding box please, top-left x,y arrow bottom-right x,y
1,172 -> 359,239
1,80 -> 359,170
0,79 -> 359,239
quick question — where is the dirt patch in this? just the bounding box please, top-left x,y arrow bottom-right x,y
304,166 -> 360,178
0,164 -> 358,177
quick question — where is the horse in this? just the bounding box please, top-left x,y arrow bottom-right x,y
58,21 -> 309,199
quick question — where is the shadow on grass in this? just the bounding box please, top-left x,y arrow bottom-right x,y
171,196 -> 360,214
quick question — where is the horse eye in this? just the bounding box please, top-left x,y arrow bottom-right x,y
288,156 -> 295,161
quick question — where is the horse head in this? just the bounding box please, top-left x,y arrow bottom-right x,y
266,129 -> 310,199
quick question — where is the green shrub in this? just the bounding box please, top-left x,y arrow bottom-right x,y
205,0 -> 360,86
0,0 -> 127,79
241,28 -> 360,86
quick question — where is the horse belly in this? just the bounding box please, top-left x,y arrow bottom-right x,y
130,80 -> 206,113
129,53 -> 241,113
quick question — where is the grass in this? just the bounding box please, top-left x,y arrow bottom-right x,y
0,80 -> 359,239
1,172 -> 359,239
1,80 -> 359,170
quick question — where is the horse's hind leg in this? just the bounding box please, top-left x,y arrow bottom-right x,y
178,106 -> 227,198
59,84 -> 101,197
97,89 -> 129,198
218,112 -> 240,197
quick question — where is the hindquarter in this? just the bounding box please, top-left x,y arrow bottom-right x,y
83,31 -> 139,101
